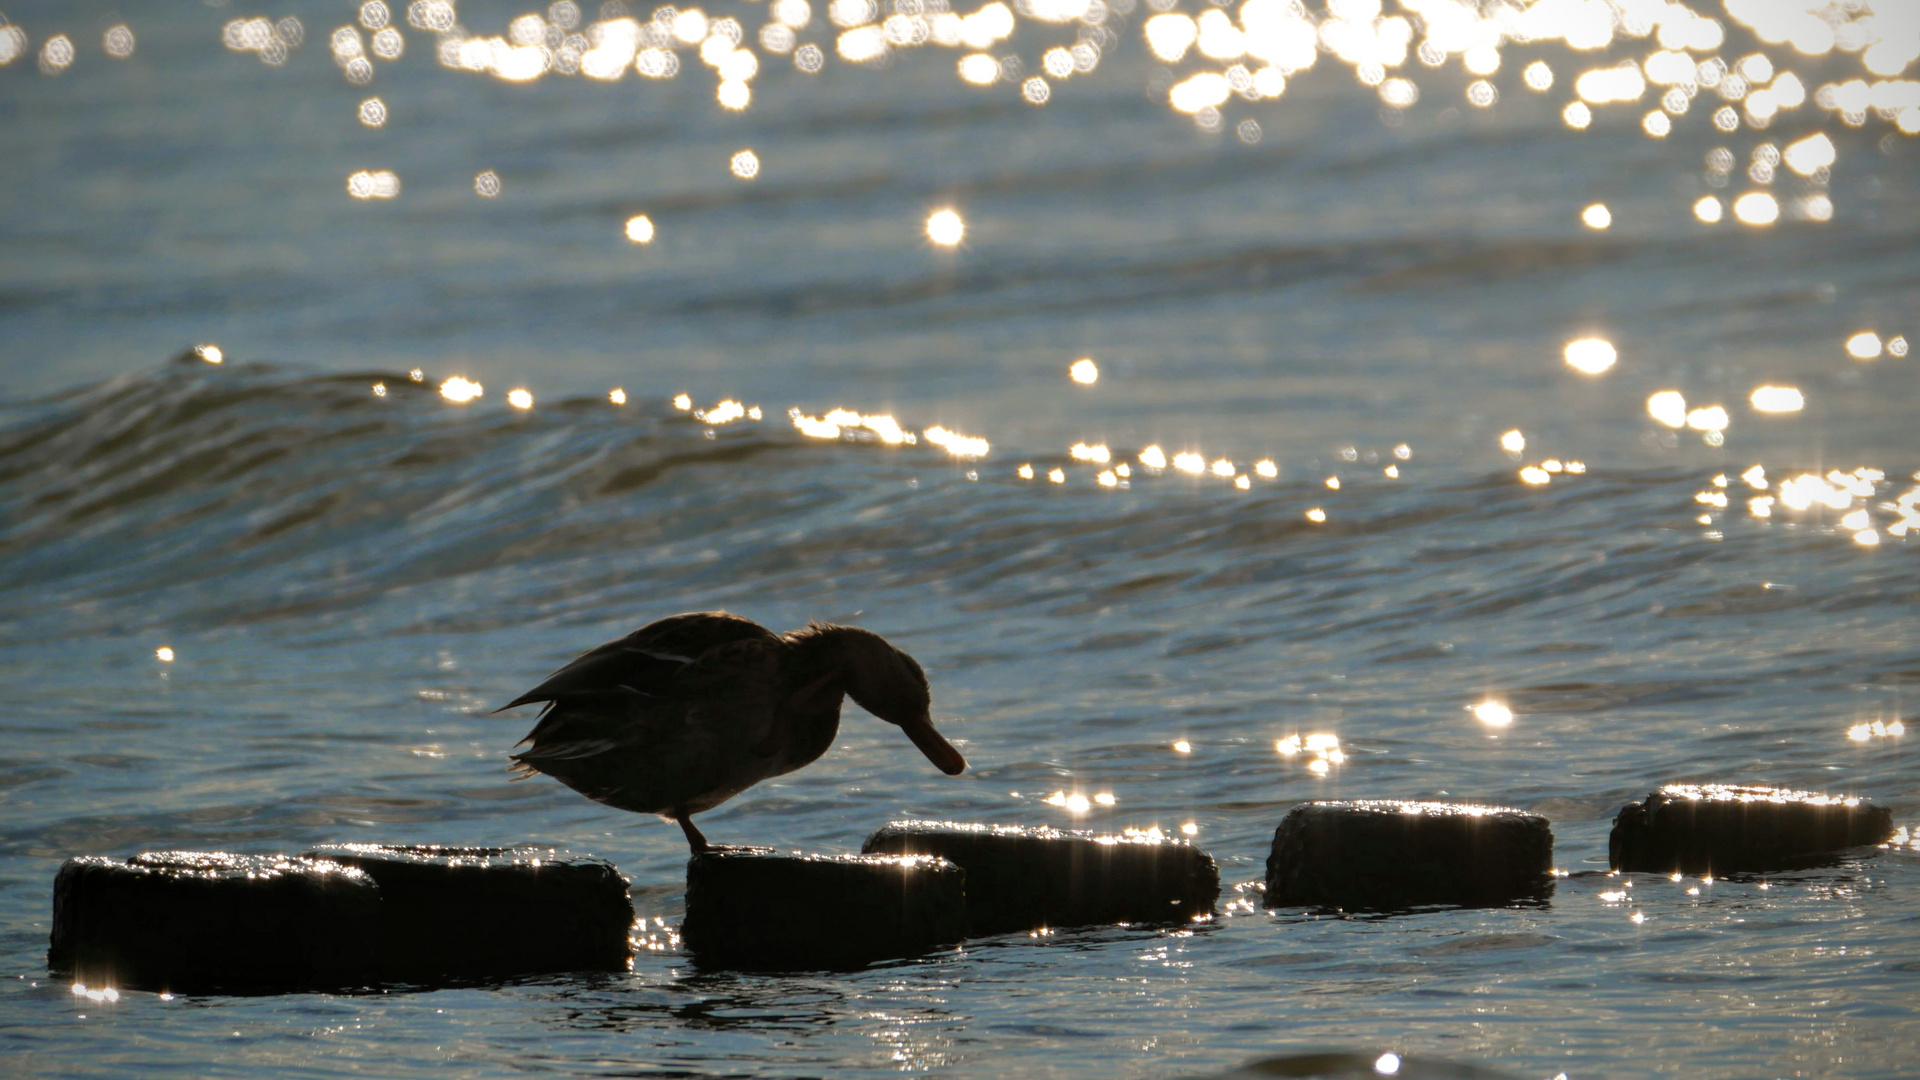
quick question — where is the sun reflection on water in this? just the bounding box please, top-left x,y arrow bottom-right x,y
439,375 -> 483,402
1472,700 -> 1512,727
0,0 -> 1824,218
1563,337 -> 1617,374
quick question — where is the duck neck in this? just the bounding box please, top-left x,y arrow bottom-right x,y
784,623 -> 869,683
780,625 -> 861,766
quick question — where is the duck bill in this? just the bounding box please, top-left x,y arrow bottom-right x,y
902,714 -> 966,775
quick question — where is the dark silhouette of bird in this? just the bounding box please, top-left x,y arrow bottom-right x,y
498,612 -> 965,852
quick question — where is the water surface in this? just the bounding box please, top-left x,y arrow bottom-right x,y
2,1 -> 1918,1076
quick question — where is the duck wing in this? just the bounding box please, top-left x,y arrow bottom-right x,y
510,637 -> 797,811
499,611 -> 778,711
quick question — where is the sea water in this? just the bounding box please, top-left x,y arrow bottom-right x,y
1,1 -> 1917,1076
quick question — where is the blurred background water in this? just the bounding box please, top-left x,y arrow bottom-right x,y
1,1 -> 1918,1077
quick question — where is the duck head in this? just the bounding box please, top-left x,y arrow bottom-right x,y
807,625 -> 967,775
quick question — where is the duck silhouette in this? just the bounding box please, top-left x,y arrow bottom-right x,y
499,612 -> 966,852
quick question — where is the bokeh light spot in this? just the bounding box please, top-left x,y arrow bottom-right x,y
926,208 -> 965,246
440,376 -> 483,403
1564,338 -> 1617,374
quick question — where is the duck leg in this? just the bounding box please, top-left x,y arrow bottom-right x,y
675,810 -> 710,854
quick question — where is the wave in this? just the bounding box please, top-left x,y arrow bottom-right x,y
5,359 -> 1914,658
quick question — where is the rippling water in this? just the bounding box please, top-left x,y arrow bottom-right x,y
3,1 -> 1919,1077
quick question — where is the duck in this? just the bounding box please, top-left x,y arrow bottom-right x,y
498,611 -> 966,853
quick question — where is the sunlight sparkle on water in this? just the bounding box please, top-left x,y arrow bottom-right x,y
104,25 -> 136,58
1848,720 -> 1906,742
923,426 -> 989,458
203,0 -> 1920,227
1783,133 -> 1836,176
1732,192 -> 1779,226
1473,701 -> 1514,727
439,376 -> 482,403
1750,386 -> 1804,412
625,215 -> 655,243
695,400 -> 748,425
1045,791 -> 1092,813
1499,429 -> 1526,453
1277,733 -> 1343,772
195,345 -> 224,364
1686,406 -> 1729,433
155,647 -> 175,663
1581,203 -> 1612,230
926,208 -> 965,246
1648,390 -> 1688,428
507,388 -> 534,409
346,170 -> 400,200
1564,337 -> 1616,374
1069,358 -> 1099,384
1139,446 -> 1167,470
609,388 -> 627,405
1173,740 -> 1192,754
959,53 -> 999,84
1846,332 -> 1883,360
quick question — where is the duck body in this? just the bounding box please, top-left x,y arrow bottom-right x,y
501,612 -> 964,850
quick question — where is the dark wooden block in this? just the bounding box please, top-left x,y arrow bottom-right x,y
861,820 -> 1220,936
1265,801 -> 1554,911
681,848 -> 965,970
1609,784 -> 1895,875
303,843 -> 634,981
48,851 -> 381,992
